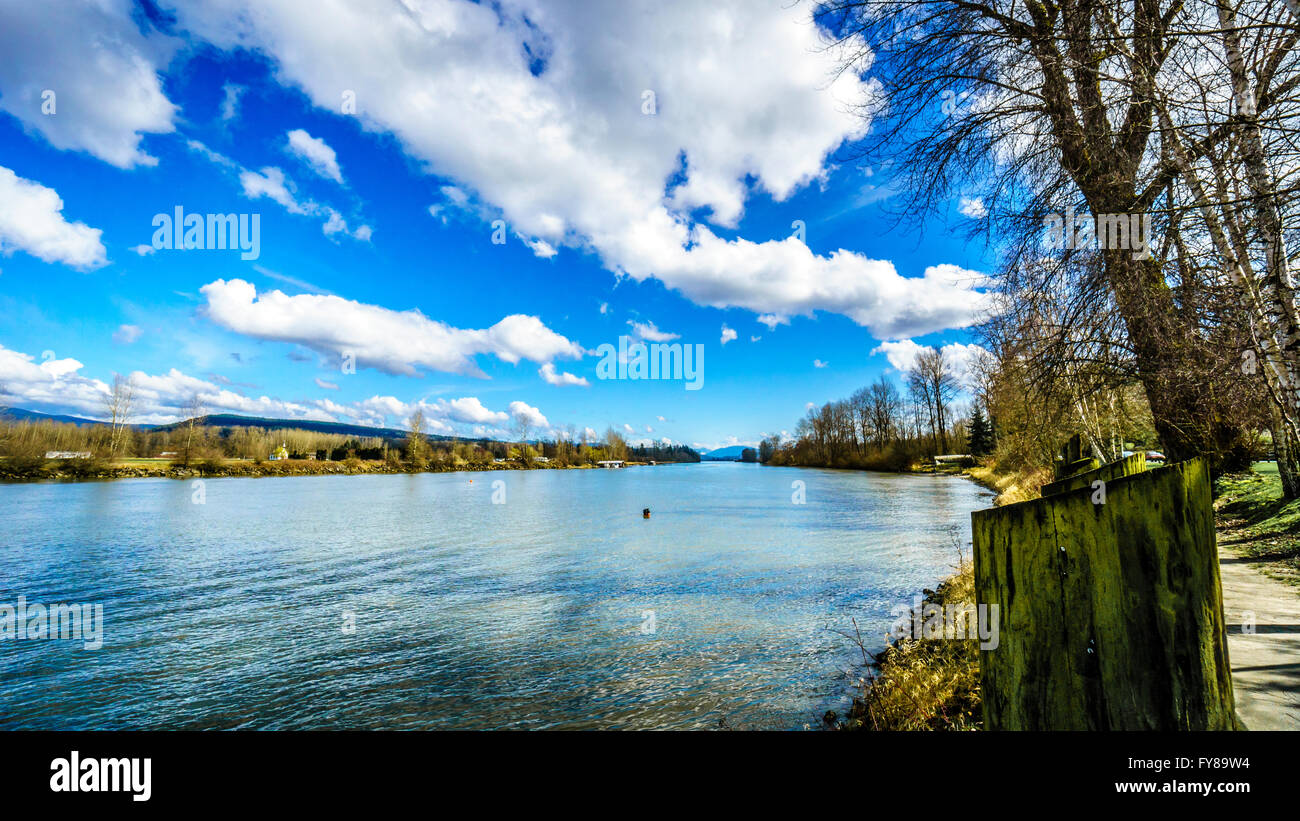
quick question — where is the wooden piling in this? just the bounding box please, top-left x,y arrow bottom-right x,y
972,458 -> 1237,730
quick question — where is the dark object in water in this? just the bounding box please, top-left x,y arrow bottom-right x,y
642,508 -> 651,519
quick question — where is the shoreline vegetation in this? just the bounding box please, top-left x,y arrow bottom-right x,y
0,456 -> 671,483
834,460 -> 1014,732
0,413 -> 700,483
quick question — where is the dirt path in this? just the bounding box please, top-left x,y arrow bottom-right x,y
1218,548 -> 1300,730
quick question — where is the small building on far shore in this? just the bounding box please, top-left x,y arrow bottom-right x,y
45,451 -> 92,459
597,460 -> 625,468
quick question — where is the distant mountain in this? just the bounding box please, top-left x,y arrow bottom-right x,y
698,444 -> 752,461
0,406 -> 112,427
151,413 -> 456,442
0,407 -> 438,440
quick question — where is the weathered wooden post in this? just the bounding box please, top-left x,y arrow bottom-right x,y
972,458 -> 1237,729
1056,434 -> 1099,479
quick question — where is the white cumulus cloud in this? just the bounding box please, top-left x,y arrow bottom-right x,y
539,362 -> 589,386
166,0 -> 989,339
0,166 -> 107,270
0,0 -> 178,168
199,278 -> 583,379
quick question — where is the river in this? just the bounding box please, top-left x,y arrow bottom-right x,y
0,462 -> 991,729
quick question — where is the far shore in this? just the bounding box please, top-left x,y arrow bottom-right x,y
0,457 -> 681,483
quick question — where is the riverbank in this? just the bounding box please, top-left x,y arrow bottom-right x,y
843,460 -> 1300,730
0,457 -> 665,483
840,562 -> 982,730
837,462 -> 1013,731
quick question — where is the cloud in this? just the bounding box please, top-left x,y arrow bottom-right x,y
200,279 -> 583,378
871,339 -> 992,387
813,359 -> 827,368
526,239 -> 558,259
189,144 -> 370,241
352,395 -> 554,434
757,314 -> 788,331
130,244 -> 156,256
0,166 -> 107,270
720,324 -> 737,345
438,396 -> 507,424
0,0 -> 177,168
958,197 -> 987,219
628,320 -> 679,342
314,377 -> 339,390
286,128 -> 344,184
1,341 -> 559,435
253,264 -> 331,295
113,324 -> 142,344
322,208 -> 372,241
167,0 -> 988,338
220,83 -> 245,121
0,343 -> 333,425
508,400 -> 548,428
539,362 -> 589,386
240,166 -> 311,215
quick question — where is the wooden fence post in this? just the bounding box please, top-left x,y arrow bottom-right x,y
972,458 -> 1237,729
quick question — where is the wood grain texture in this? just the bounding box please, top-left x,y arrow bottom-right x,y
972,458 -> 1237,730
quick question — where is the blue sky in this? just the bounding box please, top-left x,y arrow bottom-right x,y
0,0 -> 993,450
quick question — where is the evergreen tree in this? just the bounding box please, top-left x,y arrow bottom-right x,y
967,404 -> 993,456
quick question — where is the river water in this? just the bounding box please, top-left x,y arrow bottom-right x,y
0,462 -> 990,729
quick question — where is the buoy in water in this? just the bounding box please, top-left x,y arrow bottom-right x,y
643,508 -> 651,519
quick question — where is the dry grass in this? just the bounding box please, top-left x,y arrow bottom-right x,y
839,462 -> 1044,731
966,464 -> 1051,506
841,563 -> 983,731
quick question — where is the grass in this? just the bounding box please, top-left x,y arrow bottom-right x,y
1215,461 -> 1300,587
841,563 -> 983,731
966,464 -> 1052,506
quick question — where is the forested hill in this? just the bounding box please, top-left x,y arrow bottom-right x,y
151,413 -> 457,442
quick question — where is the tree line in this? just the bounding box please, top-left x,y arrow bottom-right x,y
761,351 -> 984,470
762,340 -> 1171,480
0,413 -> 699,473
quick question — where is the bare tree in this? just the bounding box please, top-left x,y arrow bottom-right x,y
104,374 -> 136,459
869,375 -> 903,449
512,411 -> 535,461
907,348 -> 960,453
182,393 -> 206,465
406,409 -> 429,465
820,0 -> 1298,474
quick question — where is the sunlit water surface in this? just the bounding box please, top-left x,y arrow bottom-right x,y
0,462 -> 991,729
